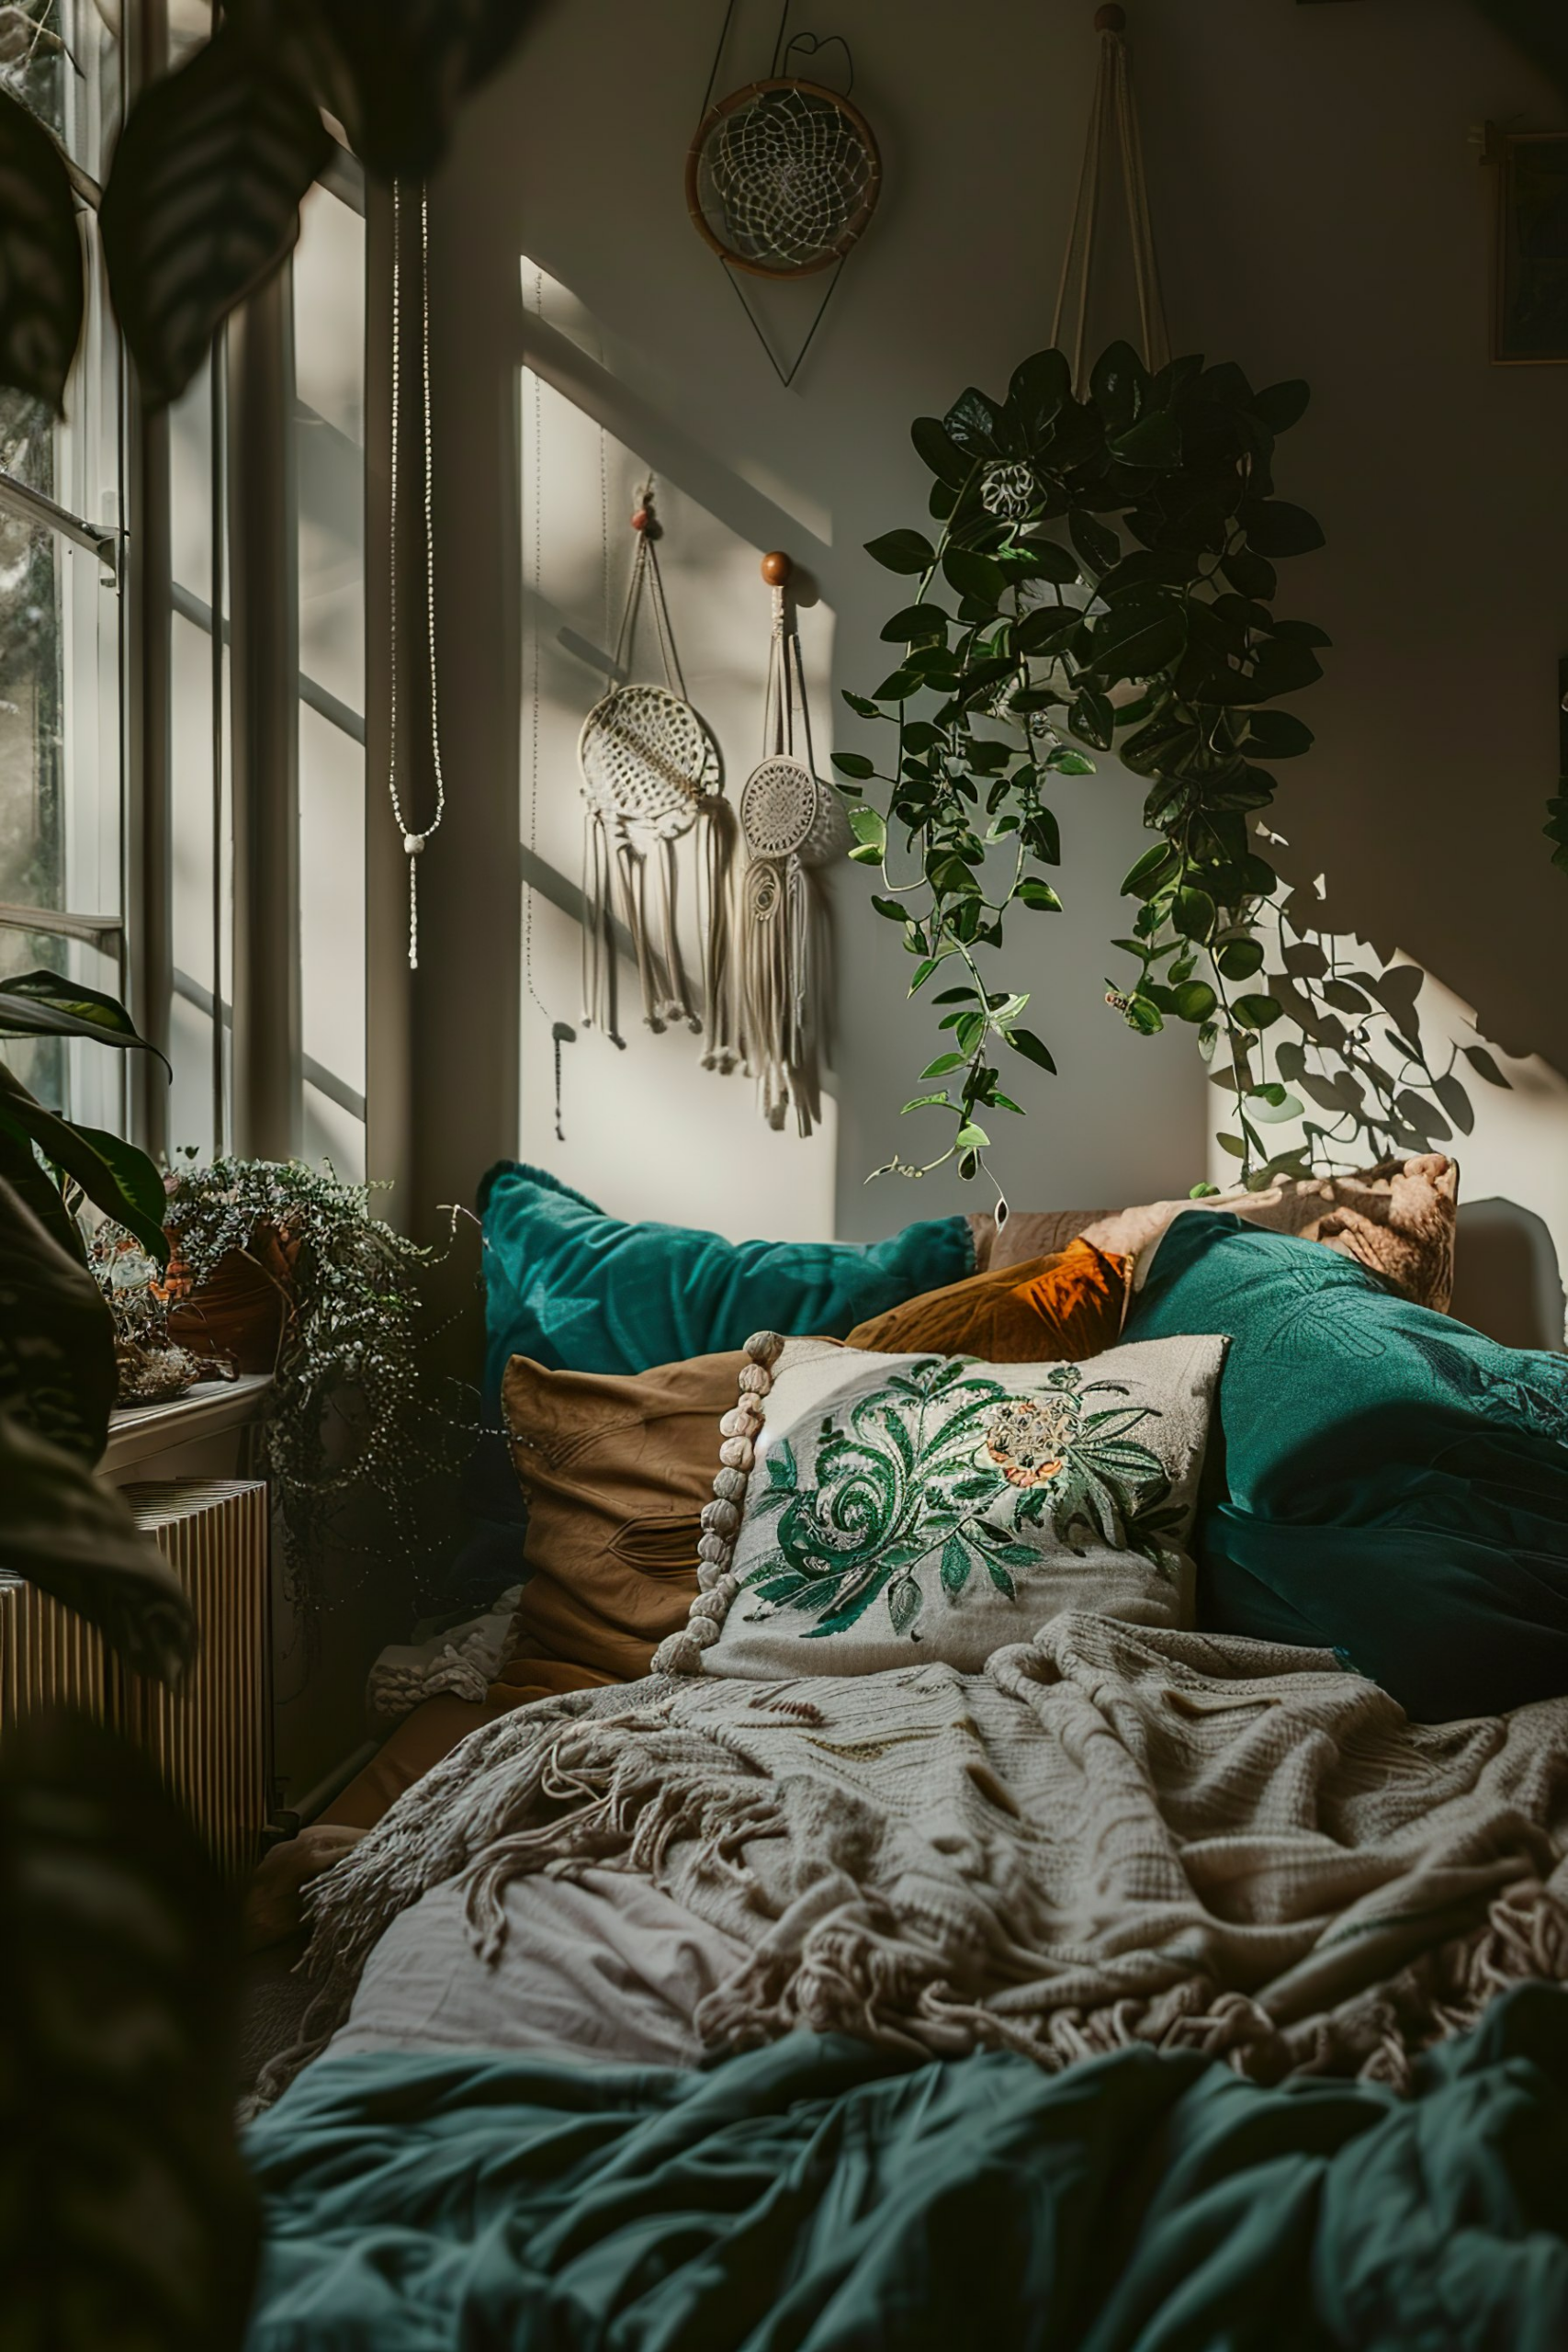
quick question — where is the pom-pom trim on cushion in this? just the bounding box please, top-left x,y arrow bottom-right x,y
651,1330 -> 780,1676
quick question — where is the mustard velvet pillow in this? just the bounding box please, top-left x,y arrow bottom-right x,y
845,1238 -> 1131,1361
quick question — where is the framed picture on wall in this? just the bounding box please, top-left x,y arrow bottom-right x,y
1495,130 -> 1568,365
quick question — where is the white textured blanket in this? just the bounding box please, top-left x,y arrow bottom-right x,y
267,1614 -> 1568,2104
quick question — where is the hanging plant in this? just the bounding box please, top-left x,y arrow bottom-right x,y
838,338 -> 1329,1193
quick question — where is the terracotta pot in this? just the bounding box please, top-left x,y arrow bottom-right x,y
164,1225 -> 299,1374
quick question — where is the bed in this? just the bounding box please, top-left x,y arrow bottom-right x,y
240,1169 -> 1568,2348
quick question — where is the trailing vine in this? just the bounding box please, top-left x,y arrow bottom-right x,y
839,338 -> 1333,1194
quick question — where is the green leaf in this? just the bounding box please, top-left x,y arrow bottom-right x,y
865,527 -> 937,574
1109,409 -> 1182,467
0,1073 -> 171,1268
1240,709 -> 1314,760
1172,887 -> 1216,943
0,1175 -> 115,1465
880,605 -> 949,645
942,546 -> 1008,603
1005,347 -> 1071,444
848,806 -> 886,855
1069,509 -> 1120,578
1171,980 -> 1217,1023
920,1052 -> 966,1078
1006,1026 -> 1056,1074
901,1092 -> 952,1114
954,1123 -> 990,1150
1234,993 -> 1283,1030
1122,842 -> 1179,899
0,1711 -> 257,2347
0,971 -> 172,1072
1216,937 -> 1265,981
942,386 -> 1003,456
1250,379 -> 1311,433
832,752 -> 876,780
1014,603 -> 1085,655
0,87 -> 85,413
1084,602 -> 1186,684
1215,1132 -> 1247,1159
1071,688 -> 1114,751
1220,548 -> 1277,602
1463,1044 -> 1512,1090
1017,878 -> 1063,911
1090,339 -> 1145,434
842,691 -> 882,719
101,24 -> 333,409
0,1409 -> 195,1686
874,666 -> 925,702
910,414 -> 970,486
1123,995 -> 1165,1035
1238,498 -> 1325,558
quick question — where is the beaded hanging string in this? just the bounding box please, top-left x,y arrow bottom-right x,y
1050,5 -> 1170,390
386,181 -> 446,970
737,551 -> 848,1135
522,267 -> 582,1134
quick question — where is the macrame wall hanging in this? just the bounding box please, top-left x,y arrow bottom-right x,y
385,182 -> 446,972
1053,3 -> 1170,390
686,5 -> 882,387
737,550 -> 848,1135
577,489 -> 741,1067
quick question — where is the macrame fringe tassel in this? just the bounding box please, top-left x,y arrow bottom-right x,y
657,833 -> 698,1032
699,797 -> 742,1073
580,808 -> 625,1046
740,853 -> 820,1137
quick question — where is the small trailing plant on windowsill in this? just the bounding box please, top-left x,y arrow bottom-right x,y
164,1157 -> 470,1622
838,338 -> 1334,1200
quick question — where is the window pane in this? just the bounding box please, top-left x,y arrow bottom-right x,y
295,179 -> 366,1167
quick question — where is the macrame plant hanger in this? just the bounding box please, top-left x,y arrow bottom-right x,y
577,488 -> 740,1063
385,182 -> 446,971
1052,6 -> 1170,388
738,550 -> 848,1136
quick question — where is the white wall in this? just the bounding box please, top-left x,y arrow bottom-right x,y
412,0 -> 1568,1332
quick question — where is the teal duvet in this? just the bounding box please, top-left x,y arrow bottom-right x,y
246,1986 -> 1568,2349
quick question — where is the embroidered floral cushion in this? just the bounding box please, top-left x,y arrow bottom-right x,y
652,1329 -> 1225,1679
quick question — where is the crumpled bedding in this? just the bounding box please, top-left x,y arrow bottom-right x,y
328,1866 -> 748,2072
244,1985 -> 1568,2351
263,1611 -> 1568,2107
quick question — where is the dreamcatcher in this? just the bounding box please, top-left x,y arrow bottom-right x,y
737,550 -> 848,1135
686,12 -> 882,386
577,489 -> 741,1065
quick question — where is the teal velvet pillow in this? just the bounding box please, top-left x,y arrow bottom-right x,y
478,1162 -> 974,1407
1126,1211 -> 1568,1720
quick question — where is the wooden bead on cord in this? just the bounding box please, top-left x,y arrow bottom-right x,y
761,550 -> 792,588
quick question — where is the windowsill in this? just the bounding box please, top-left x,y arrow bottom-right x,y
100,1374 -> 273,1478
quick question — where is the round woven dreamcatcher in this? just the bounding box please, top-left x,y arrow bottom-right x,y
577,488 -> 739,1058
738,550 -> 848,1136
685,21 -> 883,387
686,77 -> 881,278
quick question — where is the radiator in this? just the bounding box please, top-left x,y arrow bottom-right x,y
0,1477 -> 271,1883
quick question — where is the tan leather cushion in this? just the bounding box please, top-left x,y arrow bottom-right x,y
971,1155 -> 1460,1313
491,1349 -> 745,1695
846,1238 -> 1131,1360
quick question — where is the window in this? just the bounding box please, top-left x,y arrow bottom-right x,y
0,1 -> 123,1134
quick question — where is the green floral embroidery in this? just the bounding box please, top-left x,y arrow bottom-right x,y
742,1357 -> 1186,1644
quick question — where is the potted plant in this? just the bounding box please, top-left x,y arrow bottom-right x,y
162,1158 -> 466,1608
